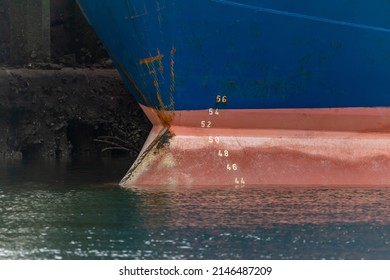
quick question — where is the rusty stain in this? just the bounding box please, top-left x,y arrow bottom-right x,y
139,50 -> 164,75
138,49 -> 175,126
169,47 -> 176,110
139,50 -> 164,66
108,49 -> 174,127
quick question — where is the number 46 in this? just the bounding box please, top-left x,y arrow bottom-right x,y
227,163 -> 238,171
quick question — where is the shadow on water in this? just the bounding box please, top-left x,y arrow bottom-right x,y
1,158 -> 390,260
0,157 -> 130,187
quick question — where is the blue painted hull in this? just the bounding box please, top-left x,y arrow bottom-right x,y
77,0 -> 390,110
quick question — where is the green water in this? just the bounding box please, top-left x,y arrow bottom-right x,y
1,158 -> 390,259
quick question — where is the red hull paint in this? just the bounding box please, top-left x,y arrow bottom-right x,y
120,105 -> 390,187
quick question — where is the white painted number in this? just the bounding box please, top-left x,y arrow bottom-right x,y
216,95 -> 227,103
227,163 -> 238,171
201,121 -> 211,128
208,108 -> 220,115
208,136 -> 220,143
235,177 -> 246,184
218,150 -> 229,157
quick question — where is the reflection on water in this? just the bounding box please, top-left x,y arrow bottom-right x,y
1,158 -> 390,259
131,185 -> 390,226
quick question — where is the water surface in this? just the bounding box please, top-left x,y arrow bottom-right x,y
1,158 -> 390,259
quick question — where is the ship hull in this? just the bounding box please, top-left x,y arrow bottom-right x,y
77,0 -> 390,111
76,0 -> 390,186
119,105 -> 390,187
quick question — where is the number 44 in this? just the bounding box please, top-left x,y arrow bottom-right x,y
235,177 -> 245,185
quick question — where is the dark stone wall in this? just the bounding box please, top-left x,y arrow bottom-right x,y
0,0 -> 108,66
50,0 -> 108,66
0,0 -> 151,159
0,1 -> 10,64
0,68 -> 151,160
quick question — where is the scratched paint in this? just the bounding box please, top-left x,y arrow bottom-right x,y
169,47 -> 176,110
210,0 -> 390,33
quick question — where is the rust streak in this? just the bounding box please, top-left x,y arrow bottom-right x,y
169,47 -> 176,110
139,50 -> 164,65
107,49 -> 172,127
138,49 -> 174,126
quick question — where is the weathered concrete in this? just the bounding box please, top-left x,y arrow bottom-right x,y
0,67 -> 151,159
0,0 -> 107,66
8,0 -> 51,64
0,1 -> 10,63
